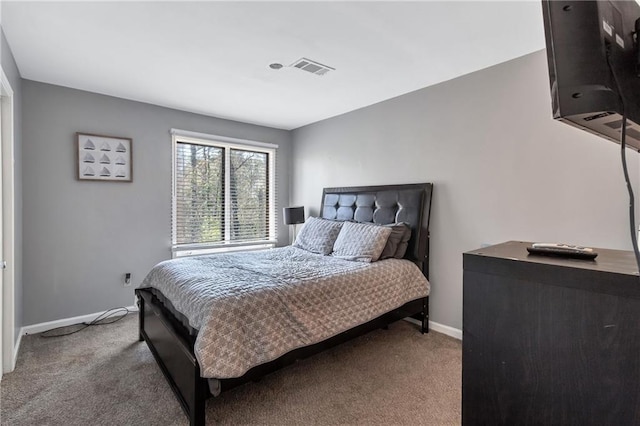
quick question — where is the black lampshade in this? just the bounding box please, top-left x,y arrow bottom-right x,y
283,206 -> 305,225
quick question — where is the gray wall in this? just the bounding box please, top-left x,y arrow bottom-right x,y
1,27 -> 23,344
291,50 -> 640,331
22,81 -> 292,325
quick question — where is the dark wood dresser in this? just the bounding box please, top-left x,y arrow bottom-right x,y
462,241 -> 640,425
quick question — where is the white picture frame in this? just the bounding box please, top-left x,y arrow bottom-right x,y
77,133 -> 133,182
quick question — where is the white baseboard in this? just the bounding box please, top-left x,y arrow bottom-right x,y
404,317 -> 462,340
2,332 -> 23,377
429,320 -> 462,340
12,332 -> 22,370
21,305 -> 138,336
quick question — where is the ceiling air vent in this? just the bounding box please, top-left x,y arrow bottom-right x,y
290,58 -> 335,76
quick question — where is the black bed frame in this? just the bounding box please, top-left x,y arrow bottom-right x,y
135,183 -> 433,426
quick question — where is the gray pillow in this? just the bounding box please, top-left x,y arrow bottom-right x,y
293,217 -> 343,255
379,222 -> 411,260
331,221 -> 392,262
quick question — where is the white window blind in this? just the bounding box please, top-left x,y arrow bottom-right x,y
175,143 -> 224,245
172,132 -> 276,255
229,148 -> 269,242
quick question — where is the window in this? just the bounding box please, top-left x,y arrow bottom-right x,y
171,129 -> 277,256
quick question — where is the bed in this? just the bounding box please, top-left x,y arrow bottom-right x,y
135,182 -> 433,426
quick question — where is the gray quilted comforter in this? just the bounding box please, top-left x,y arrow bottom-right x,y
140,246 -> 429,379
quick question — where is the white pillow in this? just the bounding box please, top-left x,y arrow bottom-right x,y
331,221 -> 392,262
293,217 -> 343,255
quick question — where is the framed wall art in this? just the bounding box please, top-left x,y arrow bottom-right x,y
77,133 -> 133,182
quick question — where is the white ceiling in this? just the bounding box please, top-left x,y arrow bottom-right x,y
1,1 -> 545,130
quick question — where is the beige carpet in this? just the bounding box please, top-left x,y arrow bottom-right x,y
1,314 -> 461,425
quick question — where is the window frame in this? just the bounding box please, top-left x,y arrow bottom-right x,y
170,129 -> 277,257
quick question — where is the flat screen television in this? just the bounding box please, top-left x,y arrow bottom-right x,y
542,0 -> 640,150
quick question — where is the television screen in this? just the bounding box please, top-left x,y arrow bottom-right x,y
542,0 -> 640,149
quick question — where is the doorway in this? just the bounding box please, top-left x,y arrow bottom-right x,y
0,67 -> 15,375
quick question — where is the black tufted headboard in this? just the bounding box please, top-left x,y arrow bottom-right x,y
320,183 -> 433,278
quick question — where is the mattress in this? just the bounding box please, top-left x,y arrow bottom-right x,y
139,246 -> 429,379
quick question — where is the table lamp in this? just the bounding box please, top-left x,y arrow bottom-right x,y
283,206 -> 305,244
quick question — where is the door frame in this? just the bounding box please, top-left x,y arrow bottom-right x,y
0,66 -> 16,374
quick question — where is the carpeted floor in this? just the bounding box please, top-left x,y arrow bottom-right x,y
1,314 -> 461,425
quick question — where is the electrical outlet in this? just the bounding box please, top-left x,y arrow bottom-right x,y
124,272 -> 132,287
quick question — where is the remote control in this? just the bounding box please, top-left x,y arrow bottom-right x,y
527,243 -> 598,260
